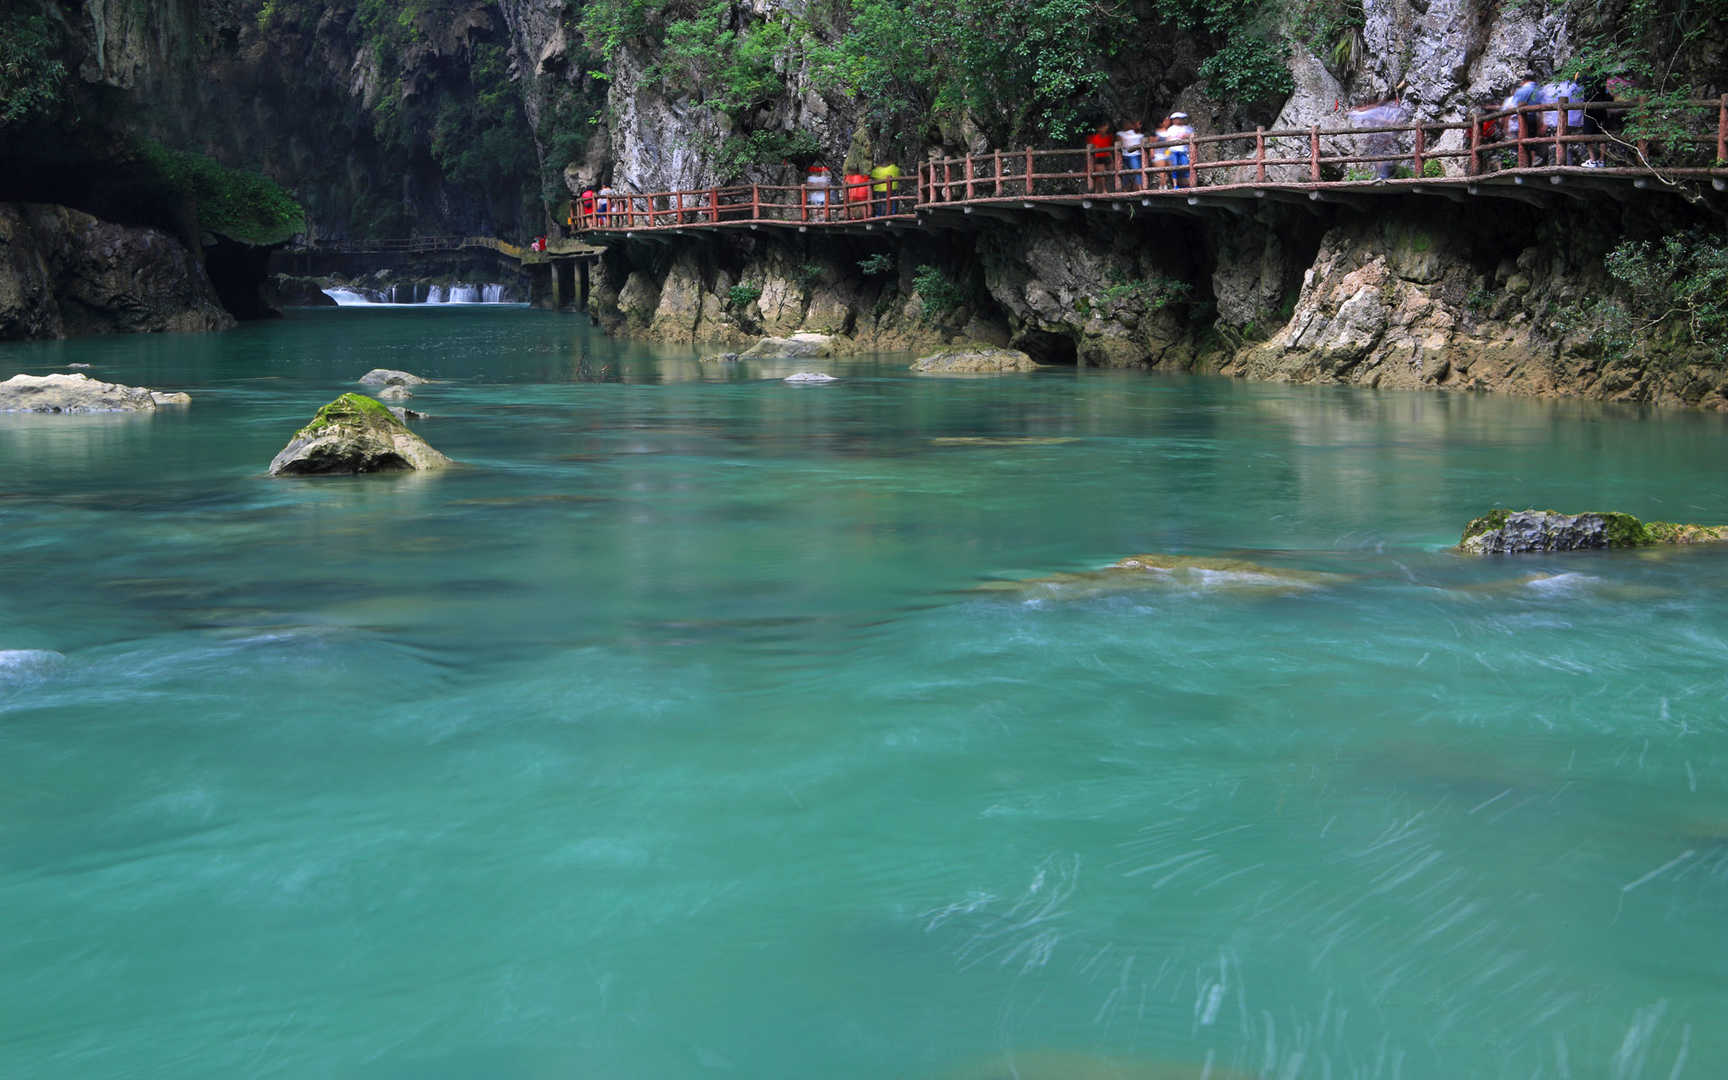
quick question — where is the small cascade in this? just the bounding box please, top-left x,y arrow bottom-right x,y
324,288 -> 376,306
483,283 -> 506,303
426,284 -> 445,304
448,284 -> 481,304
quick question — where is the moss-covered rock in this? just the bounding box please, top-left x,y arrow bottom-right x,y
911,345 -> 1038,373
268,393 -> 451,475
983,553 -> 1352,599
1458,509 -> 1728,554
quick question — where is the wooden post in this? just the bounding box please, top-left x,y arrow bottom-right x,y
1413,125 -> 1425,176
710,187 -> 719,223
994,150 -> 1003,197
1517,106 -> 1529,169
676,190 -> 683,223
752,185 -> 760,222
1255,126 -> 1266,183
1468,110 -> 1480,176
1025,147 -> 1034,197
966,155 -> 975,201
1309,125 -> 1321,182
1556,97 -> 1568,166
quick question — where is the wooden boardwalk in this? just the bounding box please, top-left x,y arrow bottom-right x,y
574,97 -> 1728,238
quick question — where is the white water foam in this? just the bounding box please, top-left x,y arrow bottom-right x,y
0,649 -> 65,684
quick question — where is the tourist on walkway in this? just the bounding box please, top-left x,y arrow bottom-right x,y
1508,74 -> 1545,164
1540,75 -> 1586,165
845,169 -> 871,219
1578,70 -> 1610,167
1117,122 -> 1146,191
1164,113 -> 1194,189
579,189 -> 596,229
870,161 -> 901,216
1086,122 -> 1115,193
597,185 -> 613,227
1348,98 -> 1404,179
806,164 -> 832,221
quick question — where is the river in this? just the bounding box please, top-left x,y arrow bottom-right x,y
3,307 -> 1725,1078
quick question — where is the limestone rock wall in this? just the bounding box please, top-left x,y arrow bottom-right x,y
0,203 -> 235,341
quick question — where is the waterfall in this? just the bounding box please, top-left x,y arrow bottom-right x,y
426,284 -> 445,304
323,288 -> 377,305
483,284 -> 505,303
449,284 -> 481,304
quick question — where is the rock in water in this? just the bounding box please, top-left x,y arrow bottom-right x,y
783,372 -> 837,383
911,346 -> 1038,373
357,368 -> 430,388
269,393 -> 452,476
1,372 -> 161,412
150,391 -> 191,406
1458,509 -> 1728,554
388,406 -> 428,421
741,333 -> 834,360
376,385 -> 413,401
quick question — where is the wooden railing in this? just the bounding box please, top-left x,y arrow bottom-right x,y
290,235 -> 525,258
573,176 -> 921,232
573,95 -> 1728,234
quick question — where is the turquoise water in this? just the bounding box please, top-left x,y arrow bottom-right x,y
3,308 -> 1726,1079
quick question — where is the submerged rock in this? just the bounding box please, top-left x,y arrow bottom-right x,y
741,333 -> 833,360
269,393 -> 451,476
930,436 -> 1078,446
388,406 -> 428,421
985,553 -> 1351,599
376,385 -> 413,401
1458,509 -> 1728,554
783,371 -> 837,383
357,368 -> 430,388
934,1050 -> 1252,1080
150,391 -> 192,406
912,346 -> 1038,373
0,372 -> 170,412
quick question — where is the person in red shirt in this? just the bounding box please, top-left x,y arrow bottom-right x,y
1085,122 -> 1115,193
844,170 -> 871,219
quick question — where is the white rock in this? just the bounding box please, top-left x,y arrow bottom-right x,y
357,368 -> 430,388
376,385 -> 413,401
151,391 -> 192,406
783,372 -> 837,383
0,373 -> 157,412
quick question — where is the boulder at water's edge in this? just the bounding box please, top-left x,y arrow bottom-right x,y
269,393 -> 452,475
1458,509 -> 1728,554
741,333 -> 834,360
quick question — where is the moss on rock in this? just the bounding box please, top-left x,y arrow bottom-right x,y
271,393 -> 450,475
1459,509 -> 1728,554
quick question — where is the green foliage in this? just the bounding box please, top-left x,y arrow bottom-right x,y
911,264 -> 966,321
0,11 -> 66,129
716,130 -> 824,178
1422,159 -> 1443,178
1560,231 -> 1728,371
133,140 -> 306,245
430,42 -> 537,197
727,283 -> 763,308
1088,273 -> 1193,318
1198,31 -> 1293,108
856,252 -> 895,276
824,0 -> 1131,147
1292,0 -> 1363,73
794,262 -> 825,291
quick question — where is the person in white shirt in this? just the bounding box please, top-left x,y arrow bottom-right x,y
1116,122 -> 1147,190
1164,113 -> 1194,189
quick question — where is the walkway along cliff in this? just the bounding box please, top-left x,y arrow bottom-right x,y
536,98 -> 1728,410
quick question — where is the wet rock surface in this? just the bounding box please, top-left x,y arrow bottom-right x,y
269,393 -> 452,476
0,204 -> 234,341
1458,510 -> 1728,554
0,373 -> 183,413
744,333 -> 835,360
358,369 -> 430,388
912,346 -> 1038,373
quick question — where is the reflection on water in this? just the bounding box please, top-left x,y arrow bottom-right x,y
2,308 -> 1727,1078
